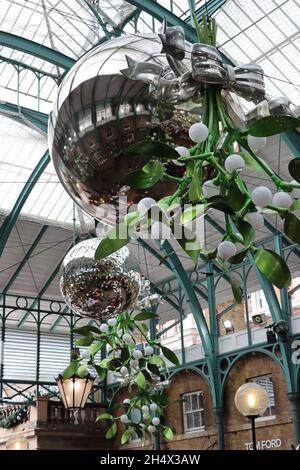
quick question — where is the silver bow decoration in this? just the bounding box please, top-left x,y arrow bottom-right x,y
121,22 -> 265,103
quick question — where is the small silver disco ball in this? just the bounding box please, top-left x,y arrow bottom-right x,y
60,238 -> 141,320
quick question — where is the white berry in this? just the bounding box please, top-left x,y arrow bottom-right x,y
133,349 -> 143,360
245,211 -> 264,230
123,398 -> 130,405
142,405 -> 149,413
291,180 -> 300,199
247,135 -> 267,151
130,408 -> 142,424
217,241 -> 236,260
99,323 -> 108,333
175,146 -> 190,157
202,180 -> 220,198
272,191 -> 293,209
144,345 -> 154,356
108,318 -> 117,326
130,359 -> 139,369
150,402 -> 158,412
120,366 -> 128,376
137,197 -> 156,212
150,221 -> 171,240
224,154 -> 245,173
251,186 -> 272,207
188,122 -> 209,143
122,333 -> 133,344
148,425 -> 156,433
152,417 -> 160,426
120,414 -> 129,423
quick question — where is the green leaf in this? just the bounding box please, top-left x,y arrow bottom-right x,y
139,322 -> 149,334
133,310 -> 158,321
95,223 -> 130,260
123,140 -> 179,159
254,248 -> 291,288
249,115 -> 300,137
228,249 -> 248,265
93,365 -> 106,382
124,210 -> 144,226
229,276 -> 243,303
76,332 -> 94,347
188,171 -> 201,201
142,368 -> 152,382
174,225 -> 202,264
123,169 -> 160,189
163,426 -> 174,440
147,363 -> 161,376
289,158 -> 300,184
143,160 -> 164,177
180,205 -> 205,225
135,371 -> 147,389
62,361 -> 79,379
99,358 -> 111,368
240,150 -> 265,174
121,430 -> 134,445
235,219 -> 255,247
207,196 -> 235,214
227,185 -> 247,211
284,212 -> 300,244
89,341 -> 104,356
73,325 -> 101,336
120,347 -> 130,362
77,364 -> 88,378
149,355 -> 165,366
290,199 -> 300,211
106,421 -> 117,439
97,413 -> 113,421
161,346 -> 179,366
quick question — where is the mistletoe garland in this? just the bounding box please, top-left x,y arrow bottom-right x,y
62,309 -> 178,445
0,405 -> 28,429
94,16 -> 300,301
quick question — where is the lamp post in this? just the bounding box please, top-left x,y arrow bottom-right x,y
56,374 -> 94,410
234,383 -> 269,450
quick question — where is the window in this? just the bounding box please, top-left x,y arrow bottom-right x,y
182,391 -> 205,433
249,374 -> 276,420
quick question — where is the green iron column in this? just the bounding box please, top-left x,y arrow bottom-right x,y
287,392 -> 300,447
207,260 -> 225,450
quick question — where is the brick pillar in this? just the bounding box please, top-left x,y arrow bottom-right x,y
30,396 -> 48,426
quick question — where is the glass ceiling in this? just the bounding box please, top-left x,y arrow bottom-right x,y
0,0 -> 300,228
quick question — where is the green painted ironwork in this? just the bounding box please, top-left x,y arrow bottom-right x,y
2,225 -> 48,295
0,32 -> 75,70
0,102 -> 48,134
126,0 -> 197,41
0,151 -> 50,260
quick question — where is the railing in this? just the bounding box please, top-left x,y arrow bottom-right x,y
47,401 -> 104,429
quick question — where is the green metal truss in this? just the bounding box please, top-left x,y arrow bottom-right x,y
0,102 -> 49,134
0,32 -> 75,70
0,151 -> 50,260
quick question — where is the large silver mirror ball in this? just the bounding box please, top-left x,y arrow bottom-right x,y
48,34 -> 204,224
60,238 -> 141,320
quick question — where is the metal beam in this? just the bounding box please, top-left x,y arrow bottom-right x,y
0,55 -> 59,81
160,240 -> 213,357
126,0 -> 197,42
138,238 -> 208,301
0,32 -> 75,70
2,225 -> 48,294
283,129 -> 300,156
0,102 -> 48,134
50,306 -> 69,332
0,151 -> 50,259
